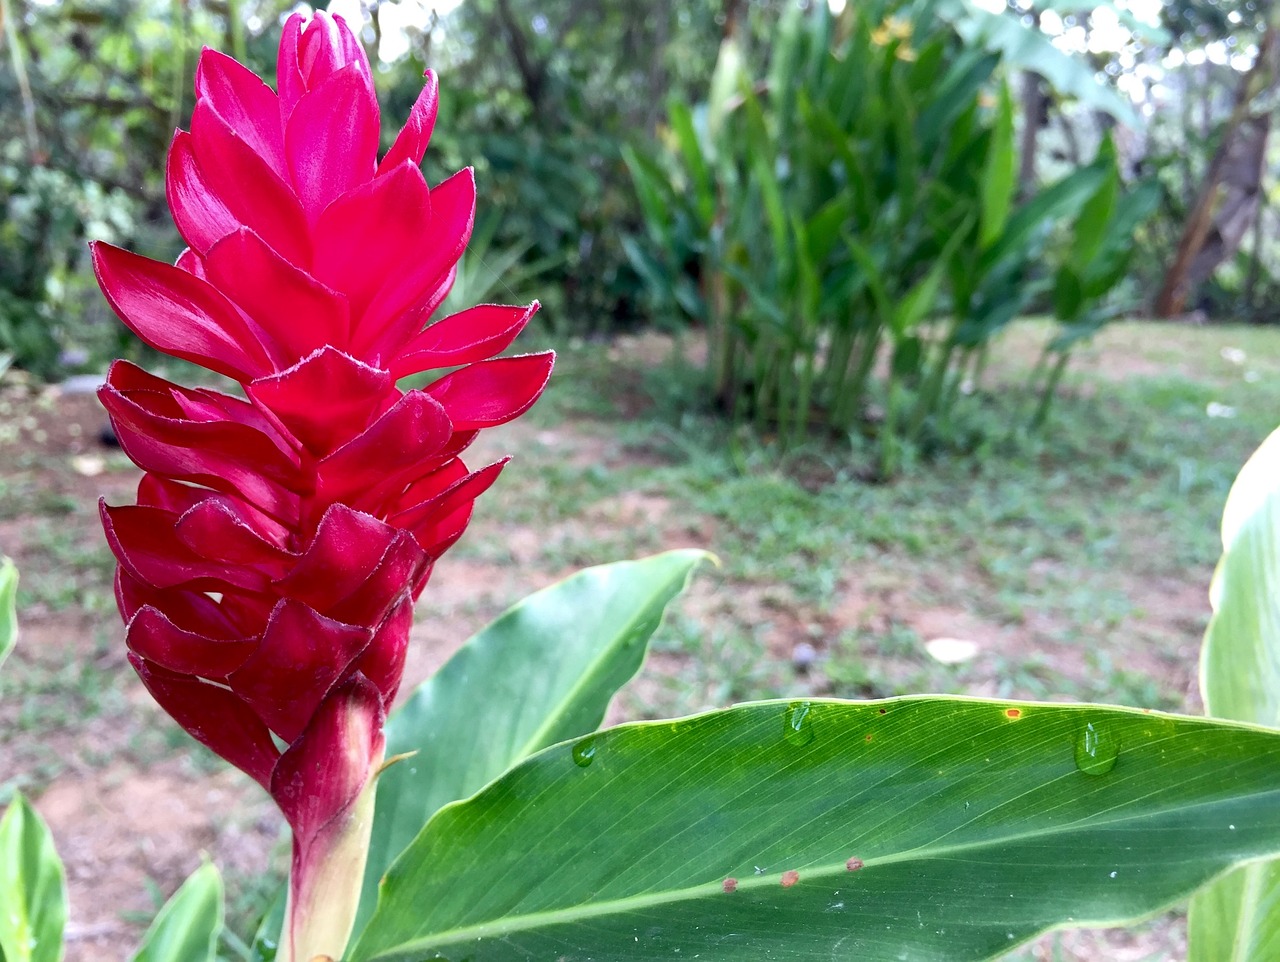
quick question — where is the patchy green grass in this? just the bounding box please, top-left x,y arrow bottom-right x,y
513,320 -> 1280,720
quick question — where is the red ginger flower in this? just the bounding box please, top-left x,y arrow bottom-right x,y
92,11 -> 552,957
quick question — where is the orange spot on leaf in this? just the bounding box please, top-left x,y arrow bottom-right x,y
781,870 -> 800,888
1005,708 -> 1022,719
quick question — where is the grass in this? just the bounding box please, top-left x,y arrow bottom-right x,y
513,319 -> 1280,719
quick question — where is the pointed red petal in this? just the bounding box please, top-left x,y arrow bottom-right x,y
284,61 -> 373,222
286,63 -> 379,221
315,389 -> 452,510
392,458 -> 508,533
115,567 -> 244,639
353,594 -> 414,706
326,535 -> 424,627
204,228 -> 350,360
277,13 -> 306,120
275,505 -> 397,609
425,352 -> 555,430
269,673 -> 383,847
358,167 -> 476,358
378,70 -> 439,174
92,242 -> 274,381
189,99 -> 312,265
132,653 -> 280,788
246,347 -> 391,456
391,302 -> 539,377
167,131 -> 239,255
195,48 -> 287,178
100,363 -> 300,523
311,161 -> 432,330
230,600 -> 372,742
101,501 -> 271,592
126,605 -> 255,677
174,499 -> 294,575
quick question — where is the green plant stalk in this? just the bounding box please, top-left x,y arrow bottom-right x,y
905,334 -> 956,443
836,321 -> 882,432
0,0 -> 40,158
818,329 -> 852,433
1030,350 -> 1071,430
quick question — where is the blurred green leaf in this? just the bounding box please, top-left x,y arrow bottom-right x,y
0,795 -> 66,962
1189,427 -> 1280,960
0,558 -> 16,673
979,83 -> 1015,250
128,862 -> 223,962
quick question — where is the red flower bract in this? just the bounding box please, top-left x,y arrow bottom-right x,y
93,9 -> 552,889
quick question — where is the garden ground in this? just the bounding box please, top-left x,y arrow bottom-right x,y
3,319 -> 1279,960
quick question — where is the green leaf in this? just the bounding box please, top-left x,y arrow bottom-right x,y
1052,265 -> 1085,322
128,862 -> 223,962
982,164 -> 1106,273
0,795 -> 66,962
979,83 -> 1015,250
1201,425 -> 1280,723
667,99 -> 715,227
0,558 -> 15,674
352,697 -> 1280,962
891,226 -> 970,336
1072,136 -> 1119,268
1189,427 -> 1280,960
354,551 -> 711,931
247,889 -> 285,962
707,36 -> 745,142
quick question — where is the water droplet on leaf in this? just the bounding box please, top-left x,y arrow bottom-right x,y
1074,722 -> 1119,775
572,737 -> 597,768
784,701 -> 815,747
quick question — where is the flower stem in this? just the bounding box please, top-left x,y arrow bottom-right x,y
278,745 -> 383,962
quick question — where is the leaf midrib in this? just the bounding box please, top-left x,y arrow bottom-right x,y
362,788 -> 1272,959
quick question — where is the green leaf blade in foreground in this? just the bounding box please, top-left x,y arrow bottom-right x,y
355,550 -> 711,929
1,557 -> 17,672
1189,426 -> 1280,961
354,698 -> 1280,962
128,862 -> 223,962
0,795 -> 67,962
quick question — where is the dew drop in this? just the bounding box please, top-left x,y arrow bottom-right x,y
1074,722 -> 1119,776
783,701 -> 815,747
572,737 -> 597,768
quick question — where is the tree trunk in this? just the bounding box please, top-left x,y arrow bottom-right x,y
1154,15 -> 1280,318
1016,11 -> 1047,198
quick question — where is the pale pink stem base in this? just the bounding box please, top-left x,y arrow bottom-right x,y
278,745 -> 383,962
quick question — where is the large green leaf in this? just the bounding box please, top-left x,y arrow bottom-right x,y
128,862 -> 223,962
354,550 -> 711,930
1189,427 -> 1280,960
0,558 -> 16,673
981,164 -> 1106,273
1071,136 -> 1119,269
978,83 -> 1015,250
0,795 -> 66,962
353,697 -> 1280,962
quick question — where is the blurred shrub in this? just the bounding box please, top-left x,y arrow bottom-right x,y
0,154 -> 136,378
626,0 -> 1156,474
